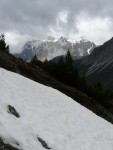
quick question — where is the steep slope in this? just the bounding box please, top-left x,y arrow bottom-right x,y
15,36 -> 96,62
0,51 -> 113,123
74,37 -> 113,89
1,68 -> 113,150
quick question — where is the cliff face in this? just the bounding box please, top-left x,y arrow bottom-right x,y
15,36 -> 96,62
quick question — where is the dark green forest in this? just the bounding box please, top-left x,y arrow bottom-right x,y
30,50 -> 113,104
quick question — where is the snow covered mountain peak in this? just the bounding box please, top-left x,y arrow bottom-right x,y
15,36 -> 96,62
45,36 -> 58,42
47,36 -> 55,41
76,36 -> 88,43
58,36 -> 67,42
45,36 -> 68,43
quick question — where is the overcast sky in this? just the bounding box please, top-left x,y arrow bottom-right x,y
0,0 -> 113,53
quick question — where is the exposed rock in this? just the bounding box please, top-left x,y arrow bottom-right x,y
7,105 -> 20,118
0,138 -> 19,150
38,137 -> 51,149
15,36 -> 96,62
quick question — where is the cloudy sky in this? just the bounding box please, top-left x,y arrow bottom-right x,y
0,0 -> 113,53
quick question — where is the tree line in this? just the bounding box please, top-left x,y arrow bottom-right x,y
30,50 -> 113,104
0,34 -> 112,104
0,34 -> 9,53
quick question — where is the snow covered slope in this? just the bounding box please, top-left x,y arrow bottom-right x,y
0,68 -> 113,150
15,36 -> 96,62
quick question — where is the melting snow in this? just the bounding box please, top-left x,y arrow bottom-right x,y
0,68 -> 113,150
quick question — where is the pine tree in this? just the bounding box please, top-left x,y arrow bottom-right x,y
58,56 -> 65,70
30,54 -> 38,65
65,49 -> 73,72
0,34 -> 9,53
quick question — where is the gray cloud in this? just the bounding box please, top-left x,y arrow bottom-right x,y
0,0 -> 113,53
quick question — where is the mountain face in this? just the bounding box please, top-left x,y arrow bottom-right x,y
15,36 -> 96,62
74,37 -> 113,89
1,68 -> 113,150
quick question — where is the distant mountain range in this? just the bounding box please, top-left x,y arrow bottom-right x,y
74,37 -> 113,89
14,36 -> 113,90
15,36 -> 96,62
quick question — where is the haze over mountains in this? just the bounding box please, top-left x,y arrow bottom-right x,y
15,36 -> 96,62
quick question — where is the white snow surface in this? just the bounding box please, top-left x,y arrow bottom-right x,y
87,45 -> 93,54
0,68 -> 113,150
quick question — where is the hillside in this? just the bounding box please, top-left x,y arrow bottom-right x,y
0,51 -> 113,123
0,68 -> 113,149
74,37 -> 113,90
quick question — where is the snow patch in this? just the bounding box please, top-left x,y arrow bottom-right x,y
0,68 -> 113,150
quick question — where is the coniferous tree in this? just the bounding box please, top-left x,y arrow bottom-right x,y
58,56 -> 65,71
80,73 -> 87,91
58,56 -> 64,66
0,34 -> 9,53
30,54 -> 38,66
65,49 -> 73,72
44,58 -> 49,65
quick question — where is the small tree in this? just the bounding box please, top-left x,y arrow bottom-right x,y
58,56 -> 65,69
65,49 -> 73,72
0,34 -> 9,53
30,54 -> 38,65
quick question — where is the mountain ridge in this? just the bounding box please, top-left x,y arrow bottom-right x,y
74,37 -> 113,89
15,36 -> 96,62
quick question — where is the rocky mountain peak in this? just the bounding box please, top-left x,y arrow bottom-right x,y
15,36 -> 96,62
47,36 -> 56,41
59,36 -> 67,42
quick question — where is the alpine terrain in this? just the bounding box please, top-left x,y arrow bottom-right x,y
74,37 -> 113,90
0,68 -> 113,150
1,0 -> 113,150
15,36 -> 96,62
